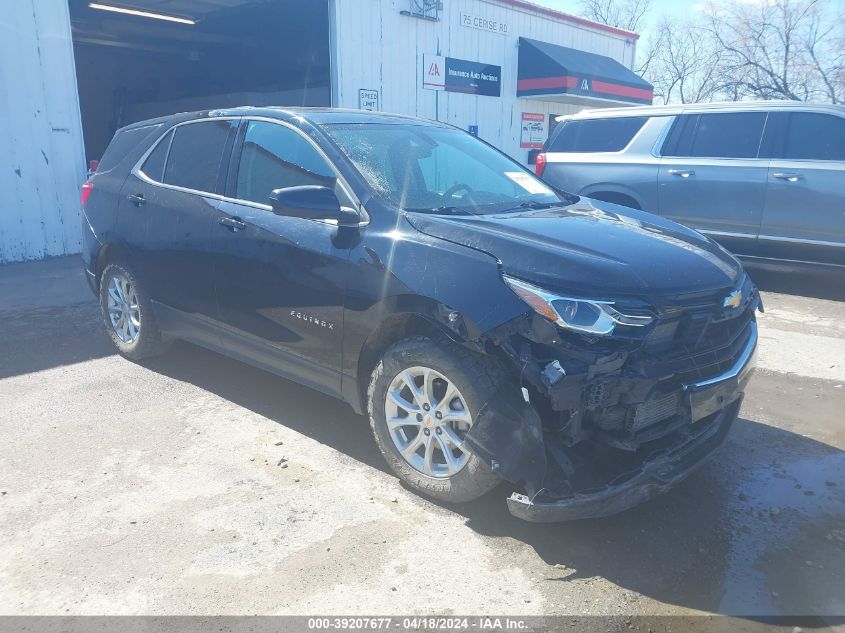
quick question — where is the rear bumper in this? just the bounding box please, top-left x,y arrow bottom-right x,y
506,321 -> 757,522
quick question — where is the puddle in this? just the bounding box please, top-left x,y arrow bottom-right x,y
719,451 -> 845,615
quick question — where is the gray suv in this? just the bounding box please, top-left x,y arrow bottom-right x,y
537,102 -> 845,268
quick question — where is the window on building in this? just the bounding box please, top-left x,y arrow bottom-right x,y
163,121 -> 232,193
235,121 -> 335,205
139,130 -> 172,182
547,117 -> 648,153
782,113 -> 845,161
663,112 -> 767,159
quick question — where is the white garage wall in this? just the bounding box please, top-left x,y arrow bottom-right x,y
331,0 -> 638,164
0,0 -> 86,263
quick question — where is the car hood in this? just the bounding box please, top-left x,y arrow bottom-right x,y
404,198 -> 742,298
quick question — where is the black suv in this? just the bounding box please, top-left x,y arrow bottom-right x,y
82,108 -> 759,521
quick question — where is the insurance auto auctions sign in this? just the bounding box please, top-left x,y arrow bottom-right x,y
423,54 -> 501,97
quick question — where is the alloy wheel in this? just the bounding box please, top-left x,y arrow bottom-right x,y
384,366 -> 473,478
106,273 -> 141,344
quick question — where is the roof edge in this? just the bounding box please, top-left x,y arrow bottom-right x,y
494,0 -> 640,40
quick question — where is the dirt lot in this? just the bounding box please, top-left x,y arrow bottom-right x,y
0,256 -> 843,621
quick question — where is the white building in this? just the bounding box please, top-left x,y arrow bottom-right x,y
0,0 -> 650,263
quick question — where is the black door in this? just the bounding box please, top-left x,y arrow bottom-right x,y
211,119 -> 352,396
120,119 -> 237,320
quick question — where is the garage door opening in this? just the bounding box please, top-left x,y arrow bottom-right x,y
69,0 -> 331,163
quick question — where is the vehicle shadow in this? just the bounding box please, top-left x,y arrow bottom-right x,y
142,341 -> 389,472
143,341 -> 845,619
745,263 -> 845,302
0,301 -> 114,379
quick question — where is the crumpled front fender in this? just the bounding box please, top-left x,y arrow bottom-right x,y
463,389 -> 547,497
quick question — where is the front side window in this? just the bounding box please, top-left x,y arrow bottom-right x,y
782,113 -> 845,161
163,120 -> 233,193
325,123 -> 562,213
235,121 -> 335,205
548,117 -> 648,153
664,112 -> 766,159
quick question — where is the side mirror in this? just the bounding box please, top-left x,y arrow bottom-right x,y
269,185 -> 359,225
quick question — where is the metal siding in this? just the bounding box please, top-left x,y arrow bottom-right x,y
333,0 -> 636,164
0,0 -> 85,263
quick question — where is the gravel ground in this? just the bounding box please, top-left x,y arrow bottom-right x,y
0,256 -> 843,624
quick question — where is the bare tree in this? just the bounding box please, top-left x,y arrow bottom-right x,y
701,0 -> 844,103
644,17 -> 726,104
579,0 -> 651,33
579,0 -> 844,104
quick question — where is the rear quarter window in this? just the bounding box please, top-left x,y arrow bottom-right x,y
547,117 -> 648,153
97,124 -> 162,173
782,112 -> 845,161
139,130 -> 173,182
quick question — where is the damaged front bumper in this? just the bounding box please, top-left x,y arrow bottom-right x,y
505,321 -> 757,522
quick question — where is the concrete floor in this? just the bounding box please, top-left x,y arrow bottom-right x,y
0,256 -> 843,622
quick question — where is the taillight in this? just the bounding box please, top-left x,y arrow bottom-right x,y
535,152 -> 546,178
81,180 -> 94,207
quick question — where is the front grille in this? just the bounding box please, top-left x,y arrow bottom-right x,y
632,303 -> 755,386
646,320 -> 679,346
585,279 -> 757,448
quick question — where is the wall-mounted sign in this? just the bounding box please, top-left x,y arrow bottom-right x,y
423,54 -> 502,97
358,89 -> 379,111
520,112 -> 548,149
460,12 -> 509,35
468,124 -> 479,136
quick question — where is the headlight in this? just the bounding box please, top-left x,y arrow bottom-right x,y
503,275 -> 653,335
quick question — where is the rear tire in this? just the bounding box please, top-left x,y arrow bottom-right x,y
99,262 -> 169,360
367,336 -> 503,503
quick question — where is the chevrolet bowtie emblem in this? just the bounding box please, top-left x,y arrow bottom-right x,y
723,289 -> 743,309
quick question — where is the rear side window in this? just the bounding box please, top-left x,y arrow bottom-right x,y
547,117 -> 648,153
235,121 -> 334,205
163,121 -> 233,193
782,113 -> 845,161
98,124 -> 162,173
663,112 -> 766,159
139,130 -> 172,182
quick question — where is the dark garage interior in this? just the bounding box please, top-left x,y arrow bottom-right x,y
69,0 -> 331,162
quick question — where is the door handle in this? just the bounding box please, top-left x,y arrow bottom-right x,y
127,193 -> 146,206
218,216 -> 246,232
772,172 -> 803,182
668,169 -> 695,178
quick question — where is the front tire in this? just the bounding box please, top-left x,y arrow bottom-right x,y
367,336 -> 502,503
99,262 -> 169,360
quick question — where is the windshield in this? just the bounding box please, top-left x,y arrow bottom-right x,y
325,123 -> 568,214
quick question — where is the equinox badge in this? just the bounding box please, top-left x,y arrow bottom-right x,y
723,289 -> 743,309
290,310 -> 335,330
